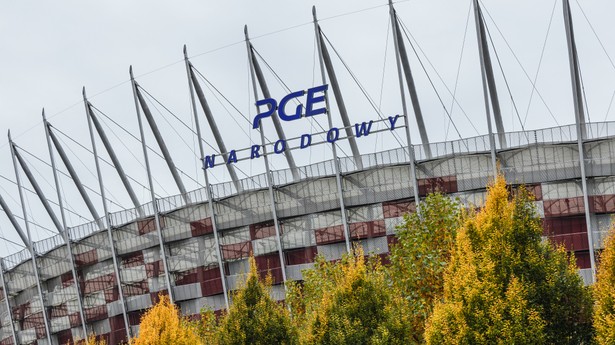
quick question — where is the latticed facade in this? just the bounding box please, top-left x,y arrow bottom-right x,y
0,121 -> 613,344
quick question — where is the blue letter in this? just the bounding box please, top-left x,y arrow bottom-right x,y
300,134 -> 312,149
305,84 -> 328,117
388,115 -> 400,130
278,90 -> 305,122
252,98 -> 277,129
354,121 -> 374,138
227,150 -> 237,164
327,127 -> 339,143
274,139 -> 286,154
251,145 -> 261,159
203,154 -> 216,169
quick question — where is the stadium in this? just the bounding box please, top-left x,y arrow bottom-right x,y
0,0 -> 612,344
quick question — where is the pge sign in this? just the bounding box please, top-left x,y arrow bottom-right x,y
252,84 -> 328,129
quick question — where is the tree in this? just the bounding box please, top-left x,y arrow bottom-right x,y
387,193 -> 462,342
215,257 -> 297,345
425,176 -> 593,344
132,294 -> 202,345
287,246 -> 412,345
595,224 -> 615,344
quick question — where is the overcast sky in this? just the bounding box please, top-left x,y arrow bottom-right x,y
0,0 -> 614,255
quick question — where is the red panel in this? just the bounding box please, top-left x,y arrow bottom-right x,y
56,329 -> 73,345
109,315 -> 126,331
69,312 -> 82,328
150,290 -> 169,306
382,199 -> 416,219
49,303 -> 68,318
249,221 -> 276,240
83,273 -> 116,294
0,337 -> 14,345
201,278 -> 223,297
109,329 -> 128,345
590,194 -> 615,214
191,217 -> 213,237
122,251 -> 144,268
387,234 -> 399,247
285,247 -> 318,265
543,216 -> 586,236
146,260 -> 163,278
128,310 -> 146,326
12,302 -> 29,320
575,251 -> 591,269
122,281 -> 149,297
315,225 -> 345,245
22,311 -> 44,330
138,217 -> 166,235
61,271 -> 74,288
549,232 -> 589,251
75,248 -> 98,267
85,305 -> 107,322
176,266 -> 221,286
104,286 -> 120,302
543,197 -> 585,217
221,242 -> 252,260
509,184 -> 543,201
418,176 -> 458,196
255,254 -> 283,284
349,220 -> 386,240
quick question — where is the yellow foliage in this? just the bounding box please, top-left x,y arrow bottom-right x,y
85,334 -> 107,345
595,224 -> 615,344
131,294 -> 202,345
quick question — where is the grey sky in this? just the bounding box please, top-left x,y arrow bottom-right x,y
0,0 -> 614,255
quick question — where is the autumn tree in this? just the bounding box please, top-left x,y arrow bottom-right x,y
595,224 -> 615,344
287,246 -> 412,345
387,193 -> 462,342
132,294 -> 202,345
425,176 -> 593,344
215,257 -> 297,345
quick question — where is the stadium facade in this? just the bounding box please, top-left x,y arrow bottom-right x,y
0,0 -> 609,344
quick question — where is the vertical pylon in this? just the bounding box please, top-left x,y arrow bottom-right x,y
84,93 -> 144,217
8,130 -> 53,345
473,0 -> 507,151
83,90 -> 132,340
244,28 -> 300,181
130,66 -> 175,302
311,14 -> 363,170
563,0 -> 596,282
245,26 -> 289,287
388,0 -> 421,208
184,46 -> 230,309
312,6 -> 351,254
131,73 -> 190,204
184,47 -> 243,193
388,1 -> 432,159
42,109 -> 89,342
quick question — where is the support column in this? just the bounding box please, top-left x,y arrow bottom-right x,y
184,47 -> 230,309
130,66 -> 175,302
245,27 -> 288,285
563,0 -> 596,282
132,79 -> 190,205
42,109 -> 89,342
473,0 -> 499,177
313,7 -> 352,253
388,1 -> 431,159
8,131 -> 52,345
45,122 -> 105,230
82,91 -> 131,340
388,0 -> 421,208
185,48 -> 242,193
84,96 -> 143,217
0,259 -> 18,345
312,13 -> 363,171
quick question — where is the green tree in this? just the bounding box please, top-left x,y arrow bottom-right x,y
132,294 -> 202,345
215,257 -> 297,345
287,246 -> 412,345
595,224 -> 615,344
387,193 -> 462,342
425,176 -> 593,344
